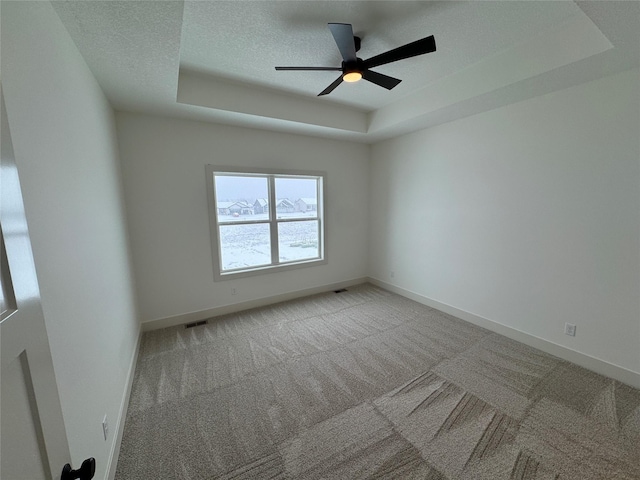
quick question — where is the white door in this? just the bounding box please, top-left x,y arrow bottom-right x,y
1,87 -> 72,480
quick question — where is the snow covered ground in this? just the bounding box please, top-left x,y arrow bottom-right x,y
219,219 -> 319,271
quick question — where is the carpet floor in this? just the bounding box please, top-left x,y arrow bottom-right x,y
115,284 -> 640,479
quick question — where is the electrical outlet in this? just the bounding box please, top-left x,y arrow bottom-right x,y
102,415 -> 109,441
564,323 -> 576,337
231,288 -> 237,295
390,271 -> 395,279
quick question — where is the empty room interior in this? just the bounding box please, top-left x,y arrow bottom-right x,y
1,1 -> 639,479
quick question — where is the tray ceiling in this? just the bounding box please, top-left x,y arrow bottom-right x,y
51,1 -> 640,143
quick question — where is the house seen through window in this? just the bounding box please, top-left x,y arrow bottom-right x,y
206,166 -> 325,279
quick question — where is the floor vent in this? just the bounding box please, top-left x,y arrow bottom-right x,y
184,320 -> 208,329
333,288 -> 348,294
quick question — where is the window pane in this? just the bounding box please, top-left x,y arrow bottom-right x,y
275,177 -> 318,220
214,175 -> 269,223
219,223 -> 271,271
278,220 -> 319,263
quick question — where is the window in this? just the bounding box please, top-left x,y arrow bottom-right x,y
206,166 -> 326,280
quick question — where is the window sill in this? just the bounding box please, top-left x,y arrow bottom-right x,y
214,257 -> 327,281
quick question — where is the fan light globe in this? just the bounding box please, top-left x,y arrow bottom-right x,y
343,71 -> 362,82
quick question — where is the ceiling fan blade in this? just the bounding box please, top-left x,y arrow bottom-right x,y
328,23 -> 357,62
275,66 -> 342,71
362,70 -> 402,90
363,35 -> 436,69
318,76 -> 344,96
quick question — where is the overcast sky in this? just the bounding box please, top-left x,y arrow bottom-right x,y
215,175 -> 317,202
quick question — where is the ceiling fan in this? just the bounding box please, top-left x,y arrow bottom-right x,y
275,23 -> 436,96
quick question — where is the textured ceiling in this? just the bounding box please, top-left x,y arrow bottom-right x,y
51,0 -> 640,143
180,1 -> 578,110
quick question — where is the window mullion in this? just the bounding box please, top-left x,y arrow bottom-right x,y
268,176 -> 279,265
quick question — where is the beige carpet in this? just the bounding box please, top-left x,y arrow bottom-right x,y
115,284 -> 640,479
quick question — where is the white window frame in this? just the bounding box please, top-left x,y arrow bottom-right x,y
205,165 -> 327,281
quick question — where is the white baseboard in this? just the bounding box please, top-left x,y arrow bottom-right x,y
106,326 -> 142,480
141,277 -> 369,332
368,277 -> 640,389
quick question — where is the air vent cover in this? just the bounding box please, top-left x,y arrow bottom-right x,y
184,320 -> 208,329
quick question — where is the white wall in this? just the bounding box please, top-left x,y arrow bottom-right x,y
369,68 -> 640,382
116,113 -> 370,325
1,3 -> 140,479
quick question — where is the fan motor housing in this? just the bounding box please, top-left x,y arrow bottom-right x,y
342,58 -> 364,75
